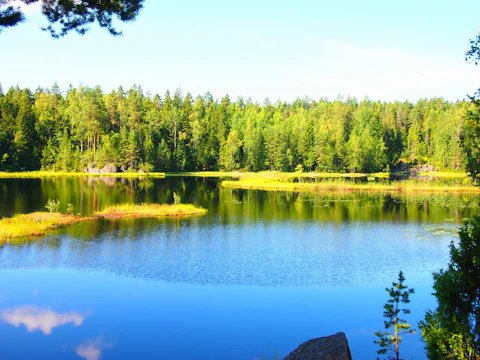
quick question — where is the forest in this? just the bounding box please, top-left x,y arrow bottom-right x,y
0,83 -> 471,173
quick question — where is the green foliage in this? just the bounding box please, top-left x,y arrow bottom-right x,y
138,162 -> 153,174
374,271 -> 415,360
0,0 -> 144,37
0,84 -> 472,174
419,216 -> 480,360
461,98 -> 480,184
67,203 -> 74,216
45,199 -> 60,213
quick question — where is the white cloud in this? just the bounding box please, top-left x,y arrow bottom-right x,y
0,306 -> 89,335
75,336 -> 113,360
8,1 -> 42,14
286,39 -> 480,102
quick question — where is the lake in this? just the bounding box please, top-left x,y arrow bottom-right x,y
0,176 -> 476,359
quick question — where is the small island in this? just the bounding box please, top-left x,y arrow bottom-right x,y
94,203 -> 208,219
220,171 -> 479,193
0,212 -> 89,241
0,203 -> 207,242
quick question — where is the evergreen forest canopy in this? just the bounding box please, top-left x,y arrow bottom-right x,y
0,83 -> 471,174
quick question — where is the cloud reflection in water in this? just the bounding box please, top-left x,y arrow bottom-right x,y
75,335 -> 113,360
0,306 -> 89,335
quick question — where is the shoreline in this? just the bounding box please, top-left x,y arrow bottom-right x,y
0,204 -> 207,242
0,171 -> 166,178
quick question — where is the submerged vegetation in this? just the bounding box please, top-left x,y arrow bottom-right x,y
0,202 -> 207,242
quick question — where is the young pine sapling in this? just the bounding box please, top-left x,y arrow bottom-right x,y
374,271 -> 415,360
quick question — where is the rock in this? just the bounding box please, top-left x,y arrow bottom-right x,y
283,332 -> 352,360
415,164 -> 434,172
120,165 -> 127,172
394,160 -> 409,172
100,164 -> 117,173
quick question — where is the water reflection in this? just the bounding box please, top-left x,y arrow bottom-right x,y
0,306 -> 89,335
1,177 -> 479,223
0,176 -> 478,359
76,335 -> 113,360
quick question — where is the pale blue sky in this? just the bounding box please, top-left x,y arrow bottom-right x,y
2,0 -> 480,102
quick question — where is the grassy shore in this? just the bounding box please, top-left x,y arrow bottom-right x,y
0,171 -> 166,179
0,212 -> 90,241
166,171 -> 380,179
0,203 -> 207,242
221,177 -> 479,193
416,171 -> 467,178
94,203 -> 208,219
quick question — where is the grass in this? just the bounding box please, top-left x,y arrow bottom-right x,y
0,171 -> 166,179
416,171 -> 467,178
166,171 -> 389,179
0,212 -> 89,241
0,203 -> 207,242
166,171 -> 243,178
94,203 -> 207,219
221,177 -> 480,193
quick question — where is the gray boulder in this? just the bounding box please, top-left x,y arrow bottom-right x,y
284,332 -> 351,360
100,164 -> 117,173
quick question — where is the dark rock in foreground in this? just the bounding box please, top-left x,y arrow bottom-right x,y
284,332 -> 352,360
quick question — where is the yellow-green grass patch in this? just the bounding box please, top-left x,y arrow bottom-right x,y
0,212 -> 90,242
0,171 -> 166,179
94,203 -> 207,219
221,178 -> 480,193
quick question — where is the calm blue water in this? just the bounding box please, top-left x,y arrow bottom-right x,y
0,177 -> 471,359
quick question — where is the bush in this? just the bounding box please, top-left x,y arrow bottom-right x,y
45,199 -> 60,213
419,216 -> 480,359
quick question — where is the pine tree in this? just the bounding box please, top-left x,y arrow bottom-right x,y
374,271 -> 415,360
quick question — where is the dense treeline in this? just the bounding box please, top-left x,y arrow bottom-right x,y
0,83 -> 471,173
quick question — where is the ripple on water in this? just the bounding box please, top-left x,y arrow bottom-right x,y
0,217 -> 454,288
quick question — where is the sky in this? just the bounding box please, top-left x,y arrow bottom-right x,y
1,0 -> 480,103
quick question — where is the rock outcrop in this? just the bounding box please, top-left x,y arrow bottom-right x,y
283,332 -> 352,360
83,163 -> 117,174
100,164 -> 117,173
415,164 -> 434,172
